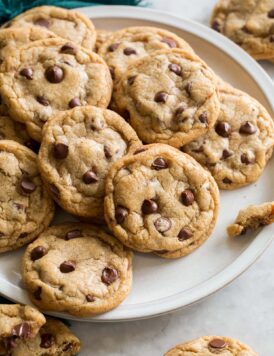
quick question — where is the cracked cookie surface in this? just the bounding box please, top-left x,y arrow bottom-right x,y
22,223 -> 133,316
0,140 -> 54,253
211,0 -> 274,60
183,84 -> 274,189
104,144 -> 219,258
10,317 -> 81,356
227,201 -> 274,237
165,335 -> 257,355
113,49 -> 220,148
98,26 -> 194,81
38,106 -> 141,220
0,37 -> 112,141
6,5 -> 96,50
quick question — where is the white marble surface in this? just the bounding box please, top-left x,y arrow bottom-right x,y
70,1 -> 274,355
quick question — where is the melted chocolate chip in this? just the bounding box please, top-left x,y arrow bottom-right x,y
60,43 -> 77,54
53,143 -> 68,159
34,18 -> 49,28
209,338 -> 227,349
185,82 -> 192,97
86,294 -> 95,302
115,206 -> 128,224
69,97 -> 81,108
151,157 -> 168,170
59,261 -> 76,273
178,228 -> 192,241
108,43 -> 120,52
154,217 -> 171,233
239,121 -> 257,135
36,95 -> 49,106
83,170 -> 98,184
168,63 -> 181,75
31,246 -> 47,261
12,323 -> 31,339
175,105 -> 186,115
221,149 -> 232,160
33,287 -> 42,300
19,232 -> 28,238
128,75 -> 137,85
223,177 -> 232,184
241,153 -> 255,164
40,333 -> 55,348
49,184 -> 60,199
101,267 -> 118,285
199,112 -> 208,125
45,65 -> 64,83
162,37 -> 177,48
212,20 -> 221,32
123,47 -> 137,55
215,121 -> 231,137
20,178 -> 36,194
181,189 -> 194,206
268,9 -> 274,18
104,146 -> 112,159
134,147 -> 147,155
154,91 -> 168,103
65,229 -> 82,240
142,199 -> 158,214
20,68 -> 33,80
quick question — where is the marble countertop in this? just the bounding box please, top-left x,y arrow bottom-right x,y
71,1 -> 274,355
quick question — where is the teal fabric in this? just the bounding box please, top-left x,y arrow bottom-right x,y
0,0 -> 144,23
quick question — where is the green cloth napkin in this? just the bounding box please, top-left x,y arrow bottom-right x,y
0,0 -> 144,23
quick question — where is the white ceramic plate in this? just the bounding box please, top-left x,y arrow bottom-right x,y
0,6 -> 273,322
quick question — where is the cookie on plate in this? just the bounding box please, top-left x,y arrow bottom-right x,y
95,29 -> 112,52
104,144 -> 219,258
22,223 -> 133,316
38,106 -> 140,221
227,201 -> 274,237
0,304 -> 45,353
113,49 -> 220,148
211,0 -> 274,60
0,140 -> 54,253
98,26 -> 194,81
165,335 -> 257,355
0,37 -> 112,141
11,317 -> 81,356
5,5 -> 96,50
183,84 -> 274,189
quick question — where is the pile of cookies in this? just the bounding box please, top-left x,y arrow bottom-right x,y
0,4 -> 273,354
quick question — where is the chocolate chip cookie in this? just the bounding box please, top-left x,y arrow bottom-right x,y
11,317 -> 81,356
211,0 -> 274,60
7,5 -> 96,50
38,106 -> 140,221
104,144 -> 219,258
98,26 -> 194,81
22,223 -> 133,316
227,201 -> 274,237
0,304 -> 46,353
165,335 -> 257,355
0,37 -> 112,141
183,84 -> 274,189
113,49 -> 220,148
0,140 -> 54,253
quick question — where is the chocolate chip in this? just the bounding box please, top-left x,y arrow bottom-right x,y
215,121 -> 231,137
63,343 -> 73,352
221,149 -> 232,160
101,267 -> 118,285
83,170 -> 98,184
185,82 -> 192,96
104,146 -> 112,159
45,65 -> 64,83
128,75 -> 137,85
3,336 -> 17,350
241,153 -> 255,164
181,189 -> 194,206
115,206 -> 128,224
162,37 -> 177,48
142,199 -> 158,214
108,43 -> 120,52
12,323 -> 31,339
24,139 -> 40,153
134,147 -> 147,155
168,63 -> 182,76
60,43 -> 77,54
199,112 -> 208,125
33,287 -> 42,300
154,217 -> 171,233
20,178 -> 36,194
34,18 -> 49,28
151,157 -> 168,170
31,246 -> 47,261
239,121 -> 257,135
59,261 -> 76,273
20,68 -> 33,80
65,229 -> 82,240
123,47 -> 137,55
154,91 -> 168,103
212,20 -> 221,32
36,95 -> 49,106
175,105 -> 185,115
178,228 -> 192,241
268,9 -> 274,18
53,143 -> 68,159
49,184 -> 60,199
86,294 -> 95,302
69,97 -> 81,108
223,177 -> 232,184
19,232 -> 28,238
209,338 -> 227,349
40,333 -> 55,348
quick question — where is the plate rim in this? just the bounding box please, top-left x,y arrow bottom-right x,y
1,5 -> 273,322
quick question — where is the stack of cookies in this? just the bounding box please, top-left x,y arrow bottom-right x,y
0,5 -> 273,348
